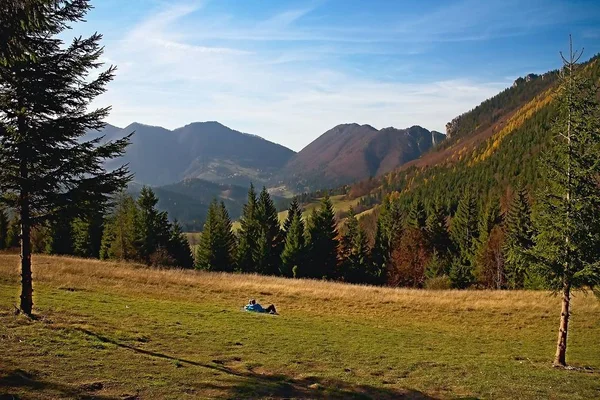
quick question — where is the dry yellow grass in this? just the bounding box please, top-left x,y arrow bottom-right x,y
1,254 -> 599,399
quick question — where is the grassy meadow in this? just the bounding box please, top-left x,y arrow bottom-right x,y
1,254 -> 599,399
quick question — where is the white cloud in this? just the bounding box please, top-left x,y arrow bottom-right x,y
94,2 -> 508,151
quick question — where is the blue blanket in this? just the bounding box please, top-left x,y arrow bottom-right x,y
244,304 -> 266,313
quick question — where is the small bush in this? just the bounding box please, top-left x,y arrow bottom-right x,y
425,275 -> 452,290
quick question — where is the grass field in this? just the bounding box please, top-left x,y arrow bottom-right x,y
1,255 -> 599,399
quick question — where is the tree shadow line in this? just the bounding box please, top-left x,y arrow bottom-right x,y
72,326 -> 441,399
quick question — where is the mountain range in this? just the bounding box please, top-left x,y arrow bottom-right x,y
88,121 -> 295,187
91,119 -> 443,228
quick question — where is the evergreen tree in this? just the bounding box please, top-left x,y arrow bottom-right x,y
530,40 -> 600,367
6,216 -> 20,249
406,198 -> 426,230
237,184 -> 259,272
254,187 -> 282,275
0,209 -> 8,250
167,220 -> 194,269
72,211 -> 104,258
425,202 -> 452,272
305,195 -> 339,279
283,198 -> 301,234
449,190 -> 479,288
281,212 -> 305,277
340,208 -> 370,283
503,187 -> 534,289
100,193 -> 139,261
137,187 -> 170,263
0,1 -> 131,315
369,219 -> 388,284
196,200 -> 235,272
45,210 -> 73,255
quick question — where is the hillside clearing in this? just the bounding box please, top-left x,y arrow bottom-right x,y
0,255 -> 599,399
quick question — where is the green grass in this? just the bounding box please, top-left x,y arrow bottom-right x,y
1,255 -> 599,399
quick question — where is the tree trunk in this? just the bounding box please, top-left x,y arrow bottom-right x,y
19,200 -> 33,316
553,281 -> 571,367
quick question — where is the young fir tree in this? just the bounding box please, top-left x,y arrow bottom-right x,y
530,40 -> 600,367
449,190 -> 479,288
406,198 -> 427,230
369,219 -> 388,284
424,202 -> 452,278
281,211 -> 305,277
45,209 -> 74,256
340,208 -> 370,283
167,220 -> 194,269
503,187 -> 534,289
0,209 -> 8,250
305,195 -> 339,279
236,184 -> 259,273
0,1 -> 131,315
196,200 -> 235,272
282,198 -> 301,235
100,193 -> 139,261
254,187 -> 282,275
72,210 -> 104,258
136,187 -> 170,263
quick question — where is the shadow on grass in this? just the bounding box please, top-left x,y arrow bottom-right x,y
74,327 -> 439,399
0,369 -> 123,400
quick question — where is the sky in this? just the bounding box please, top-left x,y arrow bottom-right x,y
73,0 -> 600,151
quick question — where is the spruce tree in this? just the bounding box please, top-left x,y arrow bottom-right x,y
449,190 -> 479,288
503,187 -> 533,289
237,184 -> 259,272
45,209 -> 74,255
340,208 -> 370,283
100,193 -> 139,261
530,40 -> 600,367
167,220 -> 194,269
254,187 -> 282,275
305,195 -> 339,279
283,198 -> 301,234
406,198 -> 426,230
0,1 -> 131,315
137,187 -> 170,263
424,203 -> 452,281
196,200 -> 235,272
281,211 -> 305,277
0,209 -> 8,250
369,219 -> 388,284
72,211 -> 104,258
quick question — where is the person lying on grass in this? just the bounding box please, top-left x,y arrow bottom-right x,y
244,299 -> 278,314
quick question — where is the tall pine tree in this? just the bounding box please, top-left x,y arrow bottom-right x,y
0,1 -> 131,315
254,187 -> 282,275
281,209 -> 305,277
503,187 -> 533,289
340,208 -> 370,283
531,40 -> 600,367
236,184 -> 259,273
449,190 -> 479,288
167,220 -> 194,269
305,195 -> 339,279
196,200 -> 236,272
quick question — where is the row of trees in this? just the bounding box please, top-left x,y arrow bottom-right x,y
196,186 -> 366,281
0,187 -> 194,269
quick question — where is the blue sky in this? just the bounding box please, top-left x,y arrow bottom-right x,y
76,0 -> 600,150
